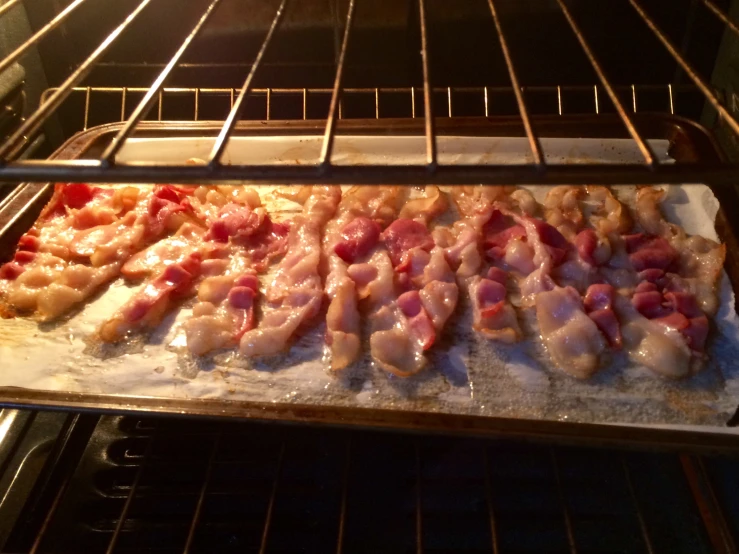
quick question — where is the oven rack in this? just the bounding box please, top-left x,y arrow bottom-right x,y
58,84 -> 696,129
5,414 -> 737,554
0,0 -> 738,185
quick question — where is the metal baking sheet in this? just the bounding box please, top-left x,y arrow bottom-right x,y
1,118 -> 738,450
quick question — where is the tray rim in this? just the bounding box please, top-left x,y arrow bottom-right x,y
2,113 -> 738,452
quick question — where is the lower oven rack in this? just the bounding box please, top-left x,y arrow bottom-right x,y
1,413 -> 737,554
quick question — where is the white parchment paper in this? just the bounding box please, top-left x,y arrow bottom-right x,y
1,135 -> 738,434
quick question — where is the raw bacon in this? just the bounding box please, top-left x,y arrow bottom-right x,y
365,187 -> 458,376
99,253 -> 202,342
633,187 -> 725,316
543,185 -> 584,240
536,286 -> 606,379
583,283 -> 621,348
323,186 -> 405,371
333,216 -> 381,264
184,270 -> 259,356
469,269 -> 521,343
381,218 -> 435,268
240,186 -> 341,358
614,293 -> 691,378
182,198 -> 289,356
443,187 -> 524,342
0,184 -> 153,320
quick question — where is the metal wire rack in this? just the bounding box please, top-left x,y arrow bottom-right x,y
54,84 -> 697,128
5,415 -> 737,554
0,0 -> 738,185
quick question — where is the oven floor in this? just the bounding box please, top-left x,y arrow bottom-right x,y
0,413 -> 736,554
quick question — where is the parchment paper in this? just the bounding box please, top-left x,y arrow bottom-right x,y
1,135 -> 737,434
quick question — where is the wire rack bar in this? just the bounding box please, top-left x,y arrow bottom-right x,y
0,1 -> 737,185
621,456 -> 655,554
680,455 -> 738,554
3,161 -> 739,186
28,473 -> 73,554
418,0 -> 436,168
101,0 -> 226,164
0,0 -> 89,76
182,435 -> 221,554
482,448 -> 500,554
0,0 -> 154,161
319,0 -> 356,167
700,0 -> 739,39
258,442 -> 285,554
45,83 -> 698,99
487,0 -> 544,167
209,0 -> 288,165
0,0 -> 23,19
556,0 -> 656,166
105,435 -> 155,554
550,449 -> 578,554
629,0 -> 739,138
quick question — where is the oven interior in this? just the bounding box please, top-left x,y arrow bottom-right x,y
1,0 -> 739,552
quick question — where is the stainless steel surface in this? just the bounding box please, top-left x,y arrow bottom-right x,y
0,0 -> 736,185
0,410 -> 78,549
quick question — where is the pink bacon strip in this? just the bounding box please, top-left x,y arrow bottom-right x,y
99,253 -> 202,342
182,202 -> 289,355
0,184 -> 155,320
324,186 -> 404,371
536,286 -> 607,379
469,267 -> 521,343
240,186 -> 340,358
440,187 -> 535,343
633,187 -> 725,316
100,194 -> 288,345
538,186 -> 635,375
365,188 -> 458,376
184,271 -> 260,356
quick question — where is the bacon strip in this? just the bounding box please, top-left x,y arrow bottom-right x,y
184,270 -> 259,356
614,293 -> 692,378
440,187 -> 533,342
240,186 -> 341,358
99,253 -> 202,342
181,201 -> 288,356
364,187 -> 458,376
469,267 -> 521,342
0,185 -> 155,320
100,190 -> 285,346
633,187 -> 725,316
366,250 -> 428,376
583,283 -> 621,348
536,286 -> 606,379
323,186 -> 405,371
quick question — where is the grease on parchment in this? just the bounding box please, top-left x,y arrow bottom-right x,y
1,183 -> 738,433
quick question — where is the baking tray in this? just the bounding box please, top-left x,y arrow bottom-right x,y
1,115 -> 739,452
